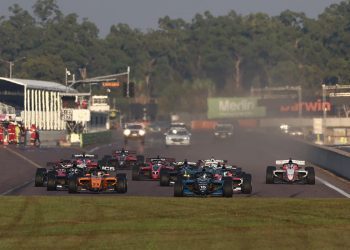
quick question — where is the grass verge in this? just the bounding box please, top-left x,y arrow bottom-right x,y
0,197 -> 349,250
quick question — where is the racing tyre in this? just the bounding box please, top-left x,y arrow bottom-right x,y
266,166 -> 276,184
116,174 -> 127,193
47,173 -> 56,191
223,180 -> 233,197
35,168 -> 46,187
160,169 -> 170,186
132,165 -> 140,181
174,180 -> 183,197
242,174 -> 252,194
305,167 -> 315,185
68,176 -> 78,193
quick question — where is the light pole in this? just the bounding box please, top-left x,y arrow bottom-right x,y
0,57 -> 26,78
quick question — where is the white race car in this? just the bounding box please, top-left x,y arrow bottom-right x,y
266,159 -> 315,184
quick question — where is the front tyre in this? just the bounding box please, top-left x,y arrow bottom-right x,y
174,181 -> 183,197
160,169 -> 170,186
116,174 -> 127,193
223,180 -> 233,197
305,167 -> 315,185
266,166 -> 276,184
241,174 -> 252,194
68,175 -> 78,193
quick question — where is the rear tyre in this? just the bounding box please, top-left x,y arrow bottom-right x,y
47,173 -> 56,191
241,174 -> 252,194
132,165 -> 140,181
68,175 -> 78,193
266,166 -> 276,184
35,168 -> 46,187
305,167 -> 315,185
223,180 -> 233,197
174,181 -> 183,197
160,169 -> 170,186
116,174 -> 127,193
136,155 -> 144,164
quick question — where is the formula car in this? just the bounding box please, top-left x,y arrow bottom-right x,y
68,168 -> 127,193
159,161 -> 199,186
35,159 -> 76,188
71,153 -> 99,169
107,149 -> 144,169
174,168 -> 233,197
266,159 -> 315,184
213,165 -> 252,194
132,157 -> 176,181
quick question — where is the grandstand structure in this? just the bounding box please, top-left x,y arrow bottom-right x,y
0,77 -> 77,130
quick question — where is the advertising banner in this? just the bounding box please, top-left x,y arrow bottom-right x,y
207,97 -> 266,119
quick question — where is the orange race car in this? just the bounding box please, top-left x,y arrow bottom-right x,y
68,169 -> 127,193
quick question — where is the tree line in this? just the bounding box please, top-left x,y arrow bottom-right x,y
1,0 -> 350,114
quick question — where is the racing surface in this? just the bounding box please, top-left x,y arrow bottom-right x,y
1,129 -> 350,198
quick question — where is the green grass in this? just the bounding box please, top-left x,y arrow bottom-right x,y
0,197 -> 349,250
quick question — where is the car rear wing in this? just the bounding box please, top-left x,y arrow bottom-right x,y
276,160 -> 305,165
72,154 -> 98,159
147,157 -> 176,163
174,161 -> 197,166
114,150 -> 136,155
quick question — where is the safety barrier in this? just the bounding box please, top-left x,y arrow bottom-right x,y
191,120 -> 218,130
80,130 -> 112,148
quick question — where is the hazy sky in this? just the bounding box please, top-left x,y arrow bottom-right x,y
0,0 -> 344,37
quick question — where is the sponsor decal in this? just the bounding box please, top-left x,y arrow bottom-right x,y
208,98 -> 266,119
280,99 -> 331,113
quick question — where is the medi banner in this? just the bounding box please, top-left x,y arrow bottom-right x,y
207,97 -> 266,119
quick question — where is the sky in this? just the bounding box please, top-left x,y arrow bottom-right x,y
0,0 -> 344,37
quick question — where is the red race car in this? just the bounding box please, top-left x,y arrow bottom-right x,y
104,149 -> 144,169
132,157 -> 176,181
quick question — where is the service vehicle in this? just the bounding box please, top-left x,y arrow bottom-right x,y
164,127 -> 191,146
123,123 -> 146,145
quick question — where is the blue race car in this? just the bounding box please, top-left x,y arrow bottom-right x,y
174,168 -> 233,197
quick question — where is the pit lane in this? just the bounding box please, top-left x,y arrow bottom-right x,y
1,129 -> 350,198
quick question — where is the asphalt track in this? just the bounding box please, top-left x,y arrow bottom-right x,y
1,129 -> 350,198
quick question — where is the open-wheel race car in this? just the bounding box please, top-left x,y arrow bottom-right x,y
174,168 -> 234,197
159,161 -> 199,186
132,157 -> 176,181
103,149 -> 144,169
212,165 -> 252,194
34,159 -> 77,189
68,168 -> 127,193
266,159 -> 315,184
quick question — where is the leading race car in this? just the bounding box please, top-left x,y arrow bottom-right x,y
68,168 -> 127,193
132,157 -> 176,181
266,159 -> 315,184
174,168 -> 233,197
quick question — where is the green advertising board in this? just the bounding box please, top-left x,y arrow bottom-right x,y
207,97 -> 266,119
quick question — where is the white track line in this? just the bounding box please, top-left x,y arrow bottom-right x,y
316,176 -> 350,198
0,178 -> 34,196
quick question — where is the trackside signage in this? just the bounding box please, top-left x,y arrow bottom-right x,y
208,98 -> 266,118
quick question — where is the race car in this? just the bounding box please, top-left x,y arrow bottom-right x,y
34,159 -> 76,188
174,168 -> 233,197
132,157 -> 176,181
213,165 -> 252,194
68,168 -> 127,193
200,158 -> 227,169
159,161 -> 199,186
108,149 -> 144,169
266,159 -> 315,184
71,153 -> 99,169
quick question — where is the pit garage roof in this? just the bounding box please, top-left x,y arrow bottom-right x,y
0,77 -> 77,92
